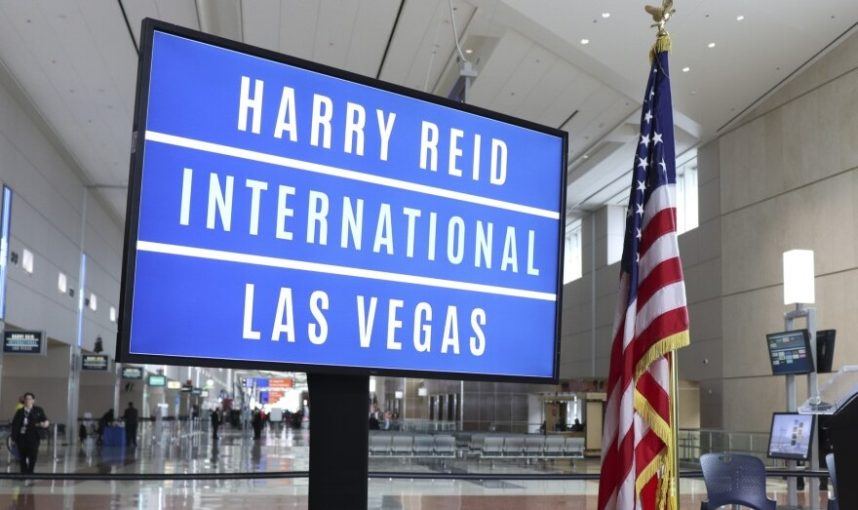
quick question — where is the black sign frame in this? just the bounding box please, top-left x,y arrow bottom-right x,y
121,366 -> 145,380
116,18 -> 568,384
2,330 -> 45,355
81,354 -> 111,371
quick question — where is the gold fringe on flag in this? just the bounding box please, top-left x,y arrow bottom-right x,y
649,32 -> 672,61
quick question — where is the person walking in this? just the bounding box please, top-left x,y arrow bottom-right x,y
10,392 -> 49,480
210,407 -> 221,440
122,402 -> 139,447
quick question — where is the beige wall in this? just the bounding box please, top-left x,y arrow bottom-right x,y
713,29 -> 858,432
560,30 -> 858,433
0,342 -> 70,421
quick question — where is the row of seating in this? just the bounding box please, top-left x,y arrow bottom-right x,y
469,434 -> 585,459
369,433 -> 456,457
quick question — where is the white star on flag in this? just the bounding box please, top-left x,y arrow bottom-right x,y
637,157 -> 648,169
644,110 -> 653,123
637,180 -> 646,192
639,133 -> 651,146
653,132 -> 663,145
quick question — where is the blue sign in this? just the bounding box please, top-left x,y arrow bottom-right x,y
119,21 -> 567,382
245,377 -> 269,389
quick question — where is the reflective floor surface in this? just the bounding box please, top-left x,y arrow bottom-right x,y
5,425 -> 592,477
0,478 -> 830,509
0,426 -> 831,509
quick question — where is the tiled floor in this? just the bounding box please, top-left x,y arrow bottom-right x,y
0,478 -> 828,509
0,426 -> 829,509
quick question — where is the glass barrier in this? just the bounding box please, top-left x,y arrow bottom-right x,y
800,364 -> 858,414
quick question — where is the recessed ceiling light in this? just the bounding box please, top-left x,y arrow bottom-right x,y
682,67 -> 690,72
582,154 -> 589,159
707,42 -> 716,48
465,48 -> 473,54
601,12 -> 611,18
736,15 -> 745,21
580,38 -> 590,45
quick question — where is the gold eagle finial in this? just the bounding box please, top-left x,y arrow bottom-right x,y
644,0 -> 675,35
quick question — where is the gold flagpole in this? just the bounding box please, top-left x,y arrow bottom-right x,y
644,2 -> 679,509
670,353 -> 680,510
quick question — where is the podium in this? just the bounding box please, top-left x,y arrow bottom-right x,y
800,365 -> 858,508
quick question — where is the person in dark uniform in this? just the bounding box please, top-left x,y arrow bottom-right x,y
122,402 -> 139,447
251,408 -> 263,440
210,407 -> 221,440
11,393 -> 49,477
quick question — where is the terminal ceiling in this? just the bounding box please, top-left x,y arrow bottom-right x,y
0,0 -> 854,230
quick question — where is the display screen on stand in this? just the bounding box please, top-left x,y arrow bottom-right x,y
768,412 -> 814,460
766,329 -> 814,375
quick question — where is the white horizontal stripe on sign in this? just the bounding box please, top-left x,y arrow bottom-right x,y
144,131 -> 561,220
136,240 -> 557,302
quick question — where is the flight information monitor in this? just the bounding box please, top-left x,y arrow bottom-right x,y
768,412 -> 814,460
767,330 -> 814,375
117,20 -> 567,382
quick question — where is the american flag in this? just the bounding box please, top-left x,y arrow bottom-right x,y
597,46 -> 690,510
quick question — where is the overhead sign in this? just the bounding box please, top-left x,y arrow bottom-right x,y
3,330 -> 45,355
148,374 -> 167,387
82,354 -> 110,371
122,366 -> 145,380
167,380 -> 182,390
270,378 -> 293,389
118,20 -> 566,382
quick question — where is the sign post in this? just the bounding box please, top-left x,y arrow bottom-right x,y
118,19 -> 567,509
307,373 -> 369,507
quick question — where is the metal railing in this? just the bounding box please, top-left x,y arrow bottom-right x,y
678,428 -> 800,469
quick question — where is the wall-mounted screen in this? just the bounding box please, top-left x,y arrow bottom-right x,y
3,330 -> 45,355
81,354 -> 110,371
147,375 -> 166,387
122,366 -> 144,380
117,20 -> 567,382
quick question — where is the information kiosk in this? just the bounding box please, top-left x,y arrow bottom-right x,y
800,365 -> 858,509
117,19 -> 567,509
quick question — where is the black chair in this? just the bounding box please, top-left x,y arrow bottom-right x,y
699,453 -> 776,510
826,453 -> 839,510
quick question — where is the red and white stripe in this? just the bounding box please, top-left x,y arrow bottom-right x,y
598,182 -> 689,510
